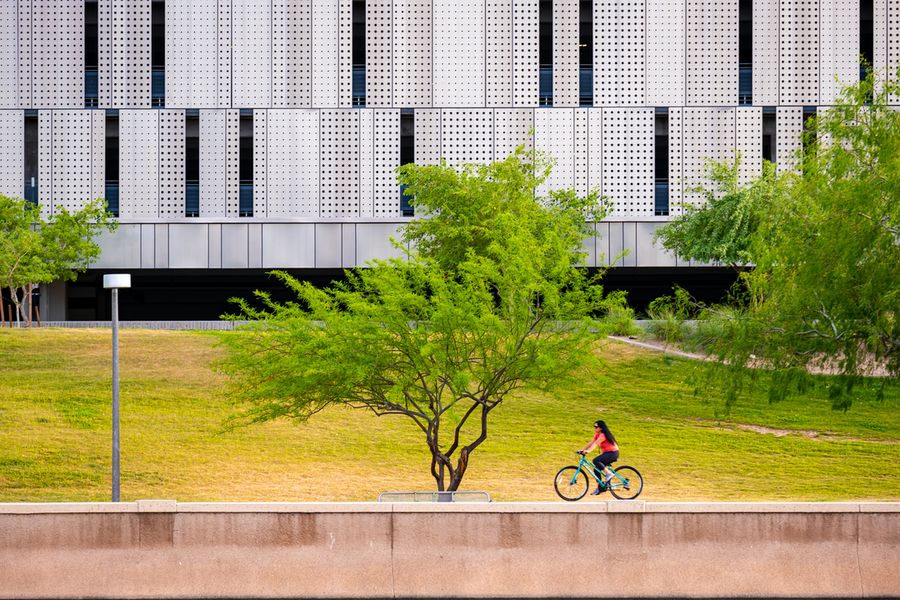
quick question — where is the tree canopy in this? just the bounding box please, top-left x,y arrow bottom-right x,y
220,150 -> 609,491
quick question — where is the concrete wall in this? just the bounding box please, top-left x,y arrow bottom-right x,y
1,501 -> 898,599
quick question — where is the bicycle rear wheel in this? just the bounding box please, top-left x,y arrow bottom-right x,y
608,466 -> 643,500
554,466 -> 589,501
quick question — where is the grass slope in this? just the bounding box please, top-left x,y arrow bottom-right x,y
0,328 -> 897,502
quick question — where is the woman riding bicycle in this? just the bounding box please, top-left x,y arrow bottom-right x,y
578,420 -> 619,495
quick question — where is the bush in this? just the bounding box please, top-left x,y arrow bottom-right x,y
598,291 -> 640,336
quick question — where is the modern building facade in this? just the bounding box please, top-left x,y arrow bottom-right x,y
0,0 -> 888,319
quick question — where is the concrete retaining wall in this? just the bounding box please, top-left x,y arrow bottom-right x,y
1,501 -> 898,598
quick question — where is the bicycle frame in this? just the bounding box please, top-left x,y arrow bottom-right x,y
574,455 -> 628,489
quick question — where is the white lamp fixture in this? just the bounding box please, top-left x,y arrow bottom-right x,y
103,273 -> 131,502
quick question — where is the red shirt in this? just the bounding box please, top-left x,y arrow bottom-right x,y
591,431 -> 619,453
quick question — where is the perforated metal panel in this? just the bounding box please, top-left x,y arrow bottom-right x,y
668,107 -> 684,209
681,108 -> 735,209
313,0 -> 340,107
780,0 -> 819,105
91,110 -> 105,202
32,0 -> 82,108
394,0 -> 433,107
594,0 -> 645,107
166,0 -> 220,108
513,0 -> 539,106
233,0 -> 272,107
374,110 -> 400,216
553,0 -> 579,107
266,109 -> 320,217
339,0 -> 353,106
119,110 -> 160,218
588,109 -> 603,193
226,109 -> 240,216
776,106 -> 803,172
753,0 -> 780,105
200,110 -> 227,217
359,109 -> 375,216
253,109 -> 268,216
486,0 -> 513,106
574,108 -> 588,196
534,108 -> 574,195
820,0 -> 858,104
646,0 -> 685,106
321,110 -> 359,216
414,109 -> 442,164
366,0 -> 393,106
442,109 -> 495,166
159,110 -> 186,218
687,0 -> 737,106
890,1 -> 900,102
38,111 -> 52,216
602,108 -> 654,217
218,0 -> 233,107
16,1 -> 32,108
874,0 -> 888,77
0,6 -> 20,108
273,0 -> 312,107
434,0 -> 486,106
103,0 -> 151,108
50,111 -> 98,214
494,109 -> 533,158
0,110 -> 23,196
736,107 -> 762,184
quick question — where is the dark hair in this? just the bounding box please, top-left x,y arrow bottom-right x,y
593,420 -> 616,444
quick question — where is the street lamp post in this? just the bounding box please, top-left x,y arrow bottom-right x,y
103,273 -> 131,502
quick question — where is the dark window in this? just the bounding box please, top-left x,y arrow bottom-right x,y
152,1 -> 165,107
861,0 -> 873,80
24,111 -> 38,205
739,0 -> 752,105
85,0 -> 99,108
239,110 -> 253,217
539,0 -> 552,106
352,0 -> 365,106
579,0 -> 592,106
186,110 -> 199,217
105,110 -> 119,217
802,106 -> 816,173
762,107 -> 776,163
400,109 -> 414,217
654,109 -> 669,216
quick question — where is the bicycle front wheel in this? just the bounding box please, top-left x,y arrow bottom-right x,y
554,466 -> 589,501
608,465 -> 643,500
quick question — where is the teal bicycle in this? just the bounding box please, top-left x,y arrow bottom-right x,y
554,452 -> 643,500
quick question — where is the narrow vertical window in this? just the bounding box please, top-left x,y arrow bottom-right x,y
762,107 -> 776,163
85,0 -> 99,108
802,106 -> 816,173
239,110 -> 253,217
400,109 -> 414,217
186,110 -> 200,217
352,0 -> 366,106
151,1 -> 165,107
539,0 -> 553,106
24,111 -> 38,205
861,0 -> 873,80
579,0 -> 592,106
105,110 -> 119,217
654,108 -> 669,217
739,0 -> 752,106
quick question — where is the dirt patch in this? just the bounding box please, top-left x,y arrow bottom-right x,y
695,419 -> 900,445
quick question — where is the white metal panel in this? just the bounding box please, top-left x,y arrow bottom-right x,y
646,0 -> 685,106
588,109 -> 602,194
218,0 -> 233,107
38,111 -> 52,216
441,109 -> 494,166
602,108 -> 654,217
266,109 -> 320,217
91,110 -> 105,203
820,0 -> 859,105
253,109 -> 268,216
668,107 -> 683,210
17,2 -> 32,108
494,109 -> 534,158
110,0 -> 151,108
394,0 -> 433,107
487,0 -> 513,106
32,0 -> 82,108
120,110 -> 160,219
313,0 -> 340,107
776,106 -> 803,172
552,0 -> 579,107
0,5 -> 20,108
366,0 -> 393,106
874,0 -> 887,77
594,0 -> 645,107
50,111 -> 96,214
753,0 -> 780,105
434,0 -> 486,106
159,110 -> 186,218
736,107 -> 763,184
261,224 -> 316,268
0,111 -> 23,197
273,0 -> 312,107
574,108 -> 588,196
359,109 -> 375,216
200,110 -> 227,217
226,110 -> 240,216
233,0 -> 272,107
414,109 -> 442,165
374,110 -> 400,216
890,1 -> 900,102
780,0 -> 819,105
534,108 -> 574,195
339,0 -> 353,106
513,0 -> 539,106
321,109 -> 359,216
681,108 -> 736,209
687,0 -> 738,106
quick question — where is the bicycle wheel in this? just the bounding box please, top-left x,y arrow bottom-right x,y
554,466 -> 590,501
608,465 -> 643,500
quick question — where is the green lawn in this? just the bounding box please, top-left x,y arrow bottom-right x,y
0,328 -> 897,502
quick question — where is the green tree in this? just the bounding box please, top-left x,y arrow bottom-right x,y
220,150 -> 609,491
0,195 -> 116,325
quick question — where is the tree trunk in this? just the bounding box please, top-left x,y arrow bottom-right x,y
9,286 -> 20,325
0,290 -> 5,327
26,284 -> 32,327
